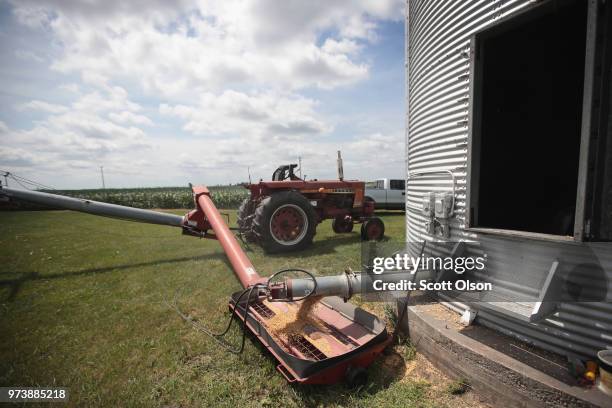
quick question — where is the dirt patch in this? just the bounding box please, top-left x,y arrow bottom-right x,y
366,298 -> 490,407
415,302 -> 464,330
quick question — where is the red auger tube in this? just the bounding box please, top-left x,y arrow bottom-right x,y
192,185 -> 263,288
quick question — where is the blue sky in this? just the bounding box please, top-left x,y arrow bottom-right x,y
0,0 -> 405,189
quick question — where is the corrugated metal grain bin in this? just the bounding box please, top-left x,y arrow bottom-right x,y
405,0 -> 612,359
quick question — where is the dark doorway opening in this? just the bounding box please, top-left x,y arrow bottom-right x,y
474,0 -> 587,236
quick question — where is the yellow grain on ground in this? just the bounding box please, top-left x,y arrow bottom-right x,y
264,297 -> 334,358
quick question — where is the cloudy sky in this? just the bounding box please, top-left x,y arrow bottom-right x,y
0,0 -> 405,189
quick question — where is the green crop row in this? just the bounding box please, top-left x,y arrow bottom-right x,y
57,186 -> 249,209
4,185 -> 250,210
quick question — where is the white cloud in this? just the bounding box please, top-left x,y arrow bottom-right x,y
322,39 -> 361,55
245,0 -> 401,44
11,4 -> 54,29
58,83 -> 80,94
160,90 -> 330,138
109,111 -> 154,126
9,0 -> 402,97
14,49 -> 45,63
72,86 -> 141,113
0,145 -> 43,168
163,130 -> 404,184
2,0 -> 405,188
17,100 -> 69,114
2,86 -> 153,177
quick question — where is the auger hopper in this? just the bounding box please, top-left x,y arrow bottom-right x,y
0,185 -> 390,385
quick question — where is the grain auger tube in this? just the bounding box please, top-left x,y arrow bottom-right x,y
0,185 -> 391,385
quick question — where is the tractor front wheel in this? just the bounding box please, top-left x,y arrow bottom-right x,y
253,191 -> 317,253
332,215 -> 354,233
360,217 -> 385,241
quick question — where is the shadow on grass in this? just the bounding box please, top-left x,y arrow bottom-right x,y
261,233 -> 386,260
374,211 -> 406,216
309,234 -> 393,255
276,234 -> 360,257
0,253 -> 228,302
291,347 -> 407,406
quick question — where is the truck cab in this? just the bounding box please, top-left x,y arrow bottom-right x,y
365,178 -> 405,210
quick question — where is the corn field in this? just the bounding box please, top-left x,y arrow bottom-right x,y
3,185 -> 249,210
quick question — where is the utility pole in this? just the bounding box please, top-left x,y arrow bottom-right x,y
3,172 -> 8,187
100,166 -> 106,190
298,156 -> 302,178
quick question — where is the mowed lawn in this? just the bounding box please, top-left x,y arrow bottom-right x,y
0,209 -> 470,407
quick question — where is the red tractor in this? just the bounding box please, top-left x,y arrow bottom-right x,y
237,154 -> 384,253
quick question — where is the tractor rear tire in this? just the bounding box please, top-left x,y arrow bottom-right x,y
332,215 -> 354,233
361,217 -> 385,241
252,191 -> 317,253
237,198 -> 257,242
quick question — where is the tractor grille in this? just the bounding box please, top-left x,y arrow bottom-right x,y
289,335 -> 327,361
323,322 -> 359,348
251,302 -> 275,319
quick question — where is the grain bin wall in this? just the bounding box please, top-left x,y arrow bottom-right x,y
405,0 -> 611,359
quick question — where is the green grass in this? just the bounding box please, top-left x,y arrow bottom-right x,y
446,379 -> 470,396
0,209 -> 451,407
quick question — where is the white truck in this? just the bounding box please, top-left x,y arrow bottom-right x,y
365,178 -> 405,210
